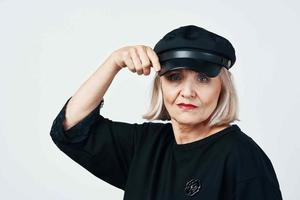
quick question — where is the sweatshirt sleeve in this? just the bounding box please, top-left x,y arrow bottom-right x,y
232,176 -> 283,200
49,96 -> 148,190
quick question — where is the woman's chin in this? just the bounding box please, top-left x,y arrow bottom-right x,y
173,116 -> 205,125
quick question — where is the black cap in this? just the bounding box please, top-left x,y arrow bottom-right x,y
153,25 -> 236,77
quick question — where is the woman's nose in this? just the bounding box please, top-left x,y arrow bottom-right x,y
180,81 -> 196,98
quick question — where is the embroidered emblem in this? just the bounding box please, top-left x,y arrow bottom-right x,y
184,178 -> 201,196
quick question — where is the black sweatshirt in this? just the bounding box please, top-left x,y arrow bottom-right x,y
50,97 -> 283,200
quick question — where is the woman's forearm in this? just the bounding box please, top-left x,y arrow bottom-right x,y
63,56 -> 121,131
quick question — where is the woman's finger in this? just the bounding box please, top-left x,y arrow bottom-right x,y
146,47 -> 161,72
137,46 -> 151,75
124,55 -> 136,73
130,47 -> 143,75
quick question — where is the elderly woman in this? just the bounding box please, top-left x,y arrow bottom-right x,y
50,25 -> 283,199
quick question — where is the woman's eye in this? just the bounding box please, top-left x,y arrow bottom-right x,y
198,74 -> 210,82
166,74 -> 181,81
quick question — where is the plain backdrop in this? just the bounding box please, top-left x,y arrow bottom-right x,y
0,0 -> 299,199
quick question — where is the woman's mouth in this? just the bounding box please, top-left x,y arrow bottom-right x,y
177,103 -> 198,110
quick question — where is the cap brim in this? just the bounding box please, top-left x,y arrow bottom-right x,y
158,58 -> 222,77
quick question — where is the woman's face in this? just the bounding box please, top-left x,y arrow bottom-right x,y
160,68 -> 222,126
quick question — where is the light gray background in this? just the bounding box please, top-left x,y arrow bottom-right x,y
0,0 -> 299,199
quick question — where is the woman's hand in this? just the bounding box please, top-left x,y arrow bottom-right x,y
108,45 -> 161,75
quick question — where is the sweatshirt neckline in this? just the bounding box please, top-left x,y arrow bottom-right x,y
168,123 -> 241,151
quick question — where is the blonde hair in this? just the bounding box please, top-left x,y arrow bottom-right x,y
142,67 -> 241,127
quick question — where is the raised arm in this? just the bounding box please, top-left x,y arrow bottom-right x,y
63,45 -> 161,131
50,45 -> 161,190
63,55 -> 120,131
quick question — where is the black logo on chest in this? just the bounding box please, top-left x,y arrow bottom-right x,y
184,178 -> 202,196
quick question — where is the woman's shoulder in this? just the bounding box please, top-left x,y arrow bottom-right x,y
226,124 -> 280,189
139,121 -> 171,133
229,125 -> 272,165
132,121 -> 171,141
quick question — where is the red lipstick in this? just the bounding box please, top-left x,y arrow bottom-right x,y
177,103 -> 198,110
